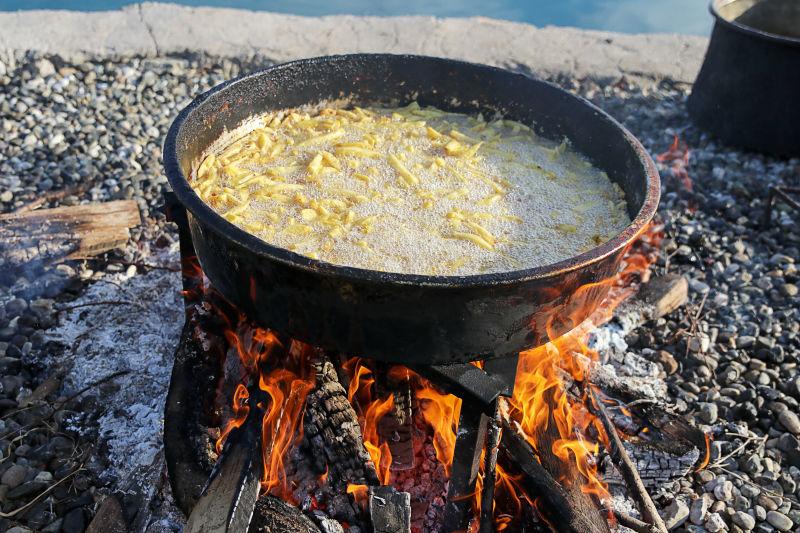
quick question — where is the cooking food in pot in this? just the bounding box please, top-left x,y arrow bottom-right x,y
191,102 -> 630,275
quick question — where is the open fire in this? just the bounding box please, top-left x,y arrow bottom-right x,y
173,221 -> 666,533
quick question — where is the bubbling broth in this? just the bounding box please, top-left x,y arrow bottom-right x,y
191,103 -> 631,275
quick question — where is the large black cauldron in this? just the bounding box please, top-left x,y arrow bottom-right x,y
164,54 -> 659,366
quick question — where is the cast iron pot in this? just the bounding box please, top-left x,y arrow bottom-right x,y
164,54 -> 660,365
688,0 -> 800,156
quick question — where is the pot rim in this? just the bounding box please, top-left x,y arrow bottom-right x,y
710,0 -> 800,47
164,54 -> 660,289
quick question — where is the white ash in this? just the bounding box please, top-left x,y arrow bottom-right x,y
46,247 -> 183,481
586,314 -> 668,400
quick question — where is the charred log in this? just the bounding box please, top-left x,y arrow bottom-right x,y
304,352 -> 379,489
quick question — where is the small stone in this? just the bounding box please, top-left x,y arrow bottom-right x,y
778,410 -> 800,434
691,495 -> 710,525
34,470 -> 53,483
699,402 -> 719,424
62,507 -> 86,533
705,512 -> 727,532
663,499 -> 690,529
7,480 -> 47,499
765,511 -> 793,531
33,58 -> 56,77
655,350 -> 679,374
714,480 -> 734,501
1,464 -> 26,489
4,298 -> 27,317
732,511 -> 756,530
780,283 -> 798,297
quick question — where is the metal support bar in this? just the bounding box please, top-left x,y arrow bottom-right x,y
163,191 -> 200,300
413,363 -> 507,414
443,397 -> 488,533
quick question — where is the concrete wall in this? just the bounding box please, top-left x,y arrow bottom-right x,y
0,2 -> 708,82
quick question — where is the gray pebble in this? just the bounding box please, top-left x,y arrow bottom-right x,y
733,511 -> 756,531
765,511 -> 793,532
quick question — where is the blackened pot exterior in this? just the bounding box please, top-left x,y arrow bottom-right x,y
164,54 -> 660,365
688,0 -> 800,156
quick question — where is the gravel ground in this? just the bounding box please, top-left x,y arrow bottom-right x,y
0,51 -> 798,533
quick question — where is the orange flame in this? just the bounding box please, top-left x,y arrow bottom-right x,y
259,367 -> 314,500
215,383 -> 250,454
417,386 -> 462,477
657,135 -> 692,191
209,220 -> 662,530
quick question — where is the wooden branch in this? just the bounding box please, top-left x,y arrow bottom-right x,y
589,389 -> 667,533
614,511 -> 660,533
498,419 -> 610,533
0,200 -> 140,279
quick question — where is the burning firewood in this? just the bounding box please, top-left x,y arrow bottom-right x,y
0,199 -> 141,282
498,418 -> 610,533
303,351 -> 380,488
496,273 -> 692,532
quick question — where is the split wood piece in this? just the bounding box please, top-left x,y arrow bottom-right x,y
588,273 -> 688,355
498,419 -> 610,533
589,389 -> 668,533
369,486 -> 412,533
443,398 -> 488,533
613,273 -> 689,326
186,399 -> 264,533
0,199 -> 140,280
305,352 -> 380,488
249,496 -> 321,533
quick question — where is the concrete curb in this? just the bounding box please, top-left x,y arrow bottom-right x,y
0,2 -> 708,82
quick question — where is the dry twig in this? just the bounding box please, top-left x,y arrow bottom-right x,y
589,388 -> 668,533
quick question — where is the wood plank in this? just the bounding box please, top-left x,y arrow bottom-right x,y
0,200 -> 141,279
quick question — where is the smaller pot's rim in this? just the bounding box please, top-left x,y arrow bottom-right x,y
711,0 -> 800,46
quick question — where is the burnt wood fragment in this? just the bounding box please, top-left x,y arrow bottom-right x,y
443,398 -> 488,533
369,486 -> 412,533
249,496 -> 321,533
588,389 -> 667,533
479,403 -> 502,533
165,319 -> 222,516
